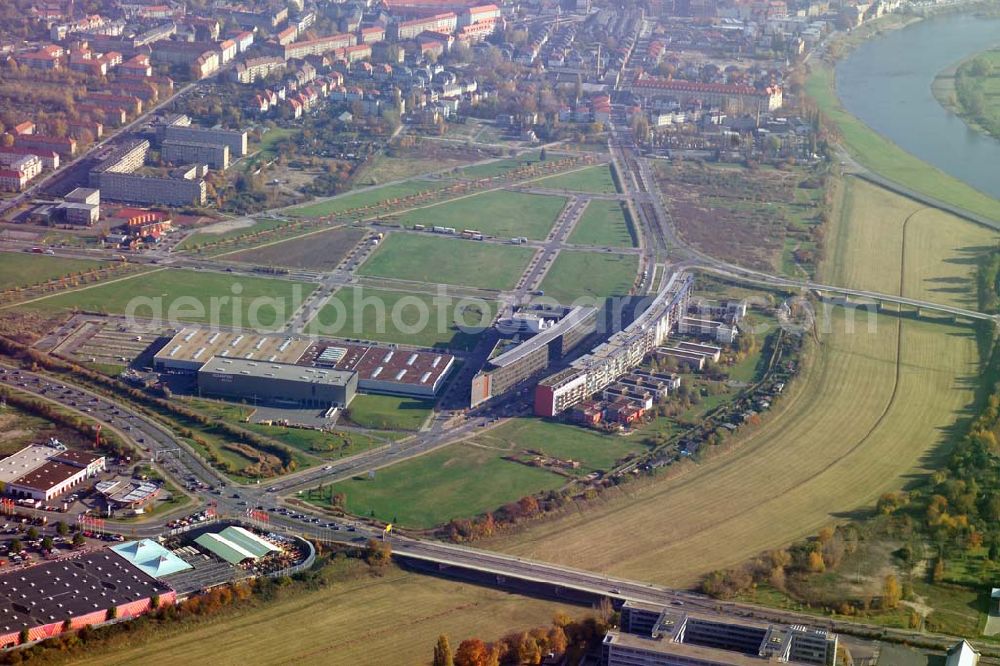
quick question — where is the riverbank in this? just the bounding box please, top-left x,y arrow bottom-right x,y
804,12 -> 1000,222
932,47 -> 1000,141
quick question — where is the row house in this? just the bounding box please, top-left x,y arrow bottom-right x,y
0,169 -> 29,192
276,25 -> 299,46
77,103 -> 127,127
12,122 -> 35,136
50,14 -> 107,41
114,80 -> 160,103
235,56 -> 286,83
0,146 -> 59,170
459,4 -> 501,27
68,49 -> 122,77
0,154 -> 41,181
456,19 -> 497,42
343,44 -> 372,63
15,134 -> 77,158
119,54 -> 152,78
232,31 -> 255,53
68,119 -> 104,140
275,33 -> 356,60
359,26 -> 386,45
84,93 -> 143,116
394,13 -> 458,41
17,45 -> 64,70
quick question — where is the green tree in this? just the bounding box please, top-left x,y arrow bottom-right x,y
56,521 -> 69,536
26,527 -> 38,540
72,533 -> 85,548
433,634 -> 454,666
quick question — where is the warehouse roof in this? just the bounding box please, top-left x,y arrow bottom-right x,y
0,550 -> 171,636
194,532 -> 257,564
199,356 -> 355,386
0,445 -> 62,485
111,540 -> 193,579
154,327 -> 312,367
8,461 -> 83,492
302,341 -> 454,391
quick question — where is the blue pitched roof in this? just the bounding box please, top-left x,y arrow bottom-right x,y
111,539 -> 193,579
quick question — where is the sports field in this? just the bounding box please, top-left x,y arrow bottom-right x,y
538,251 -> 638,304
399,190 -> 567,240
347,393 -> 434,431
22,269 -> 315,330
531,165 -> 619,194
486,179 -> 993,586
287,181 -> 443,218
319,419 -> 647,528
0,253 -> 110,290
568,201 -> 636,248
806,63 -> 1000,222
306,286 -> 498,350
71,563 -> 579,666
358,234 -> 533,291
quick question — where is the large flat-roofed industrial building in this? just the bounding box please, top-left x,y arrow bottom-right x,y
470,305 -> 598,408
154,327 -> 314,372
198,357 -> 357,408
303,342 -> 454,398
153,327 -> 455,398
0,550 -> 176,648
0,443 -> 106,501
606,601 -> 837,666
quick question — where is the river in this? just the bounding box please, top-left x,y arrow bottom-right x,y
836,12 -> 1000,200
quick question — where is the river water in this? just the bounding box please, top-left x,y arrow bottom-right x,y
836,12 -> 1000,200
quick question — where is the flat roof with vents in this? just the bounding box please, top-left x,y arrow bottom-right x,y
303,341 -> 455,397
0,445 -> 62,485
0,550 -> 172,637
153,327 -> 312,371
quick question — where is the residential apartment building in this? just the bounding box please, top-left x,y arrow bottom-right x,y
235,56 -> 286,83
15,134 -> 77,157
161,140 -> 230,169
628,76 -> 784,114
0,146 -> 59,170
0,170 -> 28,192
273,33 -> 356,60
96,172 -> 206,207
162,121 -> 248,157
394,12 -> 458,40
0,154 -> 41,181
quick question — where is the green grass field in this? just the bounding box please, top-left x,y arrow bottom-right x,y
530,165 -> 619,194
287,181 -> 444,218
315,419 -> 647,528
23,269 -> 315,330
347,393 -> 434,431
399,190 -> 566,240
358,234 -> 533,291
450,151 -> 541,179
319,440 -> 566,528
306,286 -> 498,351
568,200 -> 636,248
538,251 -> 638,304
0,253 -> 110,290
806,63 -> 1000,222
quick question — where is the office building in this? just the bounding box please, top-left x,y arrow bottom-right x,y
198,357 -> 357,408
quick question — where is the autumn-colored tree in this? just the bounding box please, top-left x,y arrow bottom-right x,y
454,638 -> 490,666
932,558 -> 946,583
433,634 -> 453,666
807,551 -> 825,573
365,538 -> 391,567
882,574 -> 901,609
